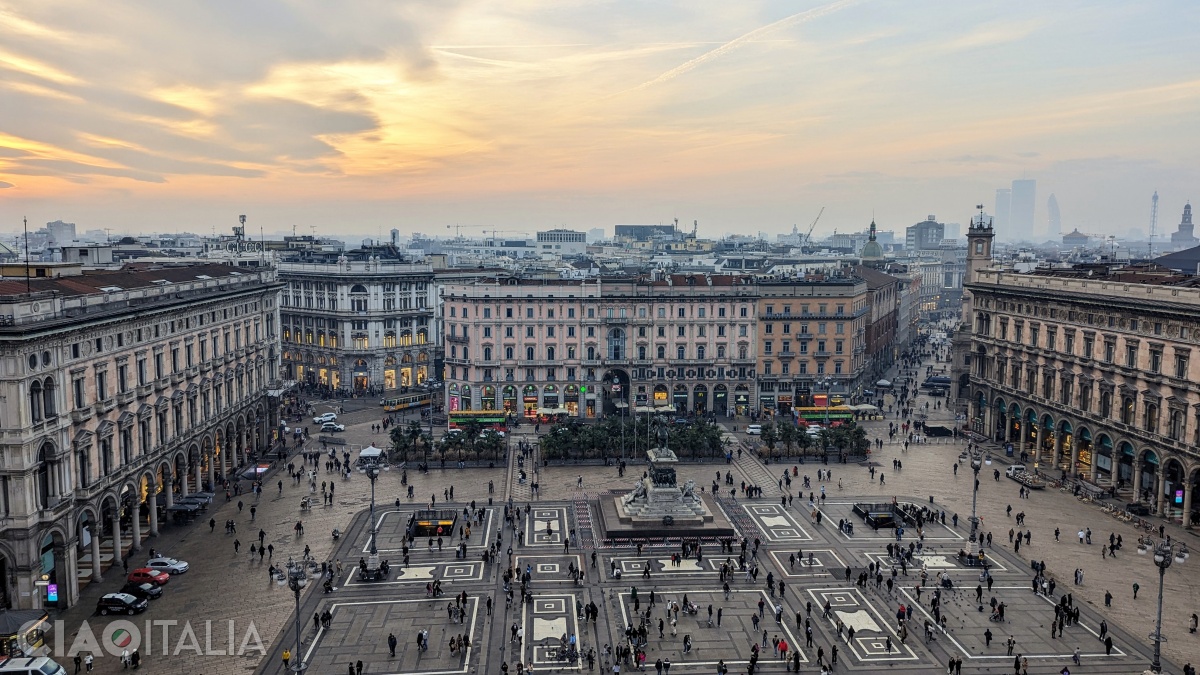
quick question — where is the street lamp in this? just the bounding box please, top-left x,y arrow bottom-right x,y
966,449 -> 991,558
359,460 -> 387,556
286,557 -> 309,673
1149,540 -> 1189,673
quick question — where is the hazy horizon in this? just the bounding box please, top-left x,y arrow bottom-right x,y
2,1 -> 1198,240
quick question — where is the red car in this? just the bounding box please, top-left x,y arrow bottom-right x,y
127,568 -> 170,586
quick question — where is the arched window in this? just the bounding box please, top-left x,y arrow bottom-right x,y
1121,396 -> 1135,425
29,380 -> 43,422
483,347 -> 492,361
36,443 -> 53,509
526,346 -> 535,361
1168,409 -> 1183,440
638,346 -> 646,360
505,346 -> 514,360
1144,403 -> 1159,434
657,345 -> 665,359
43,377 -> 55,416
587,346 -> 596,360
607,328 -> 625,360
547,346 -> 556,361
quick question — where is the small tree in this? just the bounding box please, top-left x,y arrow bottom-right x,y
761,422 -> 778,460
777,421 -> 796,459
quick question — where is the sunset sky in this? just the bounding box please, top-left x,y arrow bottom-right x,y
2,0 -> 1198,240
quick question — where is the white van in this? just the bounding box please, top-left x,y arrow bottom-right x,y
745,424 -> 762,435
1005,465 -> 1027,478
0,657 -> 67,675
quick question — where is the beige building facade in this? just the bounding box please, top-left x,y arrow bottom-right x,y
964,267 -> 1200,527
0,263 -> 281,609
441,275 -> 758,419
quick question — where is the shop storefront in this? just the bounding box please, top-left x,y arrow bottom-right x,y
448,384 -> 461,411
693,386 -> 708,414
502,385 -> 517,414
481,385 -> 496,410
673,385 -> 688,411
564,385 -> 580,416
759,395 -> 775,413
543,385 -> 560,407
461,385 -> 472,411
735,386 -> 750,415
714,385 -> 728,416
778,394 -> 793,415
523,385 -> 539,418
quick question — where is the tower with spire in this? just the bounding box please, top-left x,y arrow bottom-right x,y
860,220 -> 884,262
1170,201 -> 1198,249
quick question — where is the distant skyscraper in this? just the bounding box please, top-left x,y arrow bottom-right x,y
1047,194 -> 1061,235
1009,179 -> 1037,242
995,189 -> 1011,235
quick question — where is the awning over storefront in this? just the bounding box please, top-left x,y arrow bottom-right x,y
537,407 -> 570,415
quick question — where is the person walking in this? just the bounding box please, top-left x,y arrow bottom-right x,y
1132,582 -> 1139,599
282,650 -> 291,669
1006,636 -> 1015,655
984,629 -> 993,647
388,633 -> 397,657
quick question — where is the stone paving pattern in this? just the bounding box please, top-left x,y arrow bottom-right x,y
47,352 -> 1200,675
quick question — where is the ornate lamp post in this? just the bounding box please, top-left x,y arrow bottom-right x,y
1149,541 -> 1188,673
967,449 -> 991,557
286,558 -> 309,673
359,458 -> 388,556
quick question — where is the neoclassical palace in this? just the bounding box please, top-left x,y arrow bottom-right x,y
962,266 -> 1200,527
0,263 -> 281,609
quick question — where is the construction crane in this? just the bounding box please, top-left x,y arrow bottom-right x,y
801,207 -> 825,252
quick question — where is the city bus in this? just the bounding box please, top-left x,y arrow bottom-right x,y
794,405 -> 855,426
448,410 -> 509,432
379,392 -> 433,412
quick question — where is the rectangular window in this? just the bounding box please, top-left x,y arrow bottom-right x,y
73,378 -> 86,409
1126,344 -> 1138,368
1175,353 -> 1189,379
764,341 -> 773,354
1149,350 -> 1162,374
96,371 -> 108,400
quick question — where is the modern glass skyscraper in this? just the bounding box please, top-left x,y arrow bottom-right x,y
1009,179 -> 1037,242
995,188 -> 1011,234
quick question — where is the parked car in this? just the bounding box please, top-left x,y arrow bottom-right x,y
313,412 -> 338,424
96,592 -> 149,616
146,557 -> 190,574
321,422 -> 346,433
127,568 -> 170,586
0,657 -> 68,675
745,424 -> 762,435
120,581 -> 163,600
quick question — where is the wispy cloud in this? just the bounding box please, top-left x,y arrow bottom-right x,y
614,0 -> 862,96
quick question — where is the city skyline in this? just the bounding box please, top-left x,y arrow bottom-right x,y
2,1 -> 1199,238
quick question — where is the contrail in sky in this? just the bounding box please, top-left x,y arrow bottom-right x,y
617,0 -> 861,96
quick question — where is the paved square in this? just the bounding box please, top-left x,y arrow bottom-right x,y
305,597 -> 480,675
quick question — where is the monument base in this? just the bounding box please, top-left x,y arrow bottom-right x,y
596,492 -> 736,540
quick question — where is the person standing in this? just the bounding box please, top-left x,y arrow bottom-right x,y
1132,582 -> 1140,599
388,633 -> 397,657
984,629 -> 993,647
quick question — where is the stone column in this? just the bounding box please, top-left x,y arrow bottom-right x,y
130,503 -> 142,551
1089,449 -> 1098,483
110,513 -> 123,565
1070,440 -> 1080,478
148,486 -> 159,537
206,453 -> 215,493
178,465 -> 189,498
1052,431 -> 1063,469
194,460 -> 203,494
1156,469 -> 1167,516
1017,420 -> 1027,459
165,473 -> 176,505
90,525 -> 103,583
1182,480 -> 1193,529
1132,462 -> 1142,502
1033,426 -> 1044,466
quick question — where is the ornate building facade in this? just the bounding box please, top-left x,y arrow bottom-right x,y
277,257 -> 438,393
441,275 -> 758,419
962,266 -> 1200,527
0,263 -> 280,609
755,275 -> 869,416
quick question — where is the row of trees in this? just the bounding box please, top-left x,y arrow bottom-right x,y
756,421 -> 871,460
541,416 -> 729,462
388,419 -> 508,463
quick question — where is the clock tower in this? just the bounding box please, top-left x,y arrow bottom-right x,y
962,205 -> 995,326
